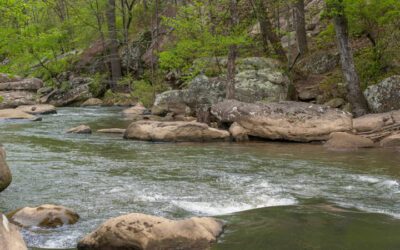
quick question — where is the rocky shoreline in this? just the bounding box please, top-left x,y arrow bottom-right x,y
1,68 -> 400,249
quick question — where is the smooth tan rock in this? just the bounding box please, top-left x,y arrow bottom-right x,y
67,125 -> 92,134
81,98 -> 104,107
0,109 -> 41,121
229,122 -> 249,142
124,121 -> 230,142
16,104 -> 56,115
0,213 -> 27,250
380,134 -> 400,148
123,104 -> 147,116
212,100 -> 352,142
77,213 -> 223,250
0,147 -> 12,192
97,128 -> 126,134
353,112 -> 394,133
324,132 -> 374,150
7,204 -> 79,228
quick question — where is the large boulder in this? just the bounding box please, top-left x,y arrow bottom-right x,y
211,100 -> 352,142
123,103 -> 148,116
16,104 -> 56,115
380,134 -> 400,148
152,57 -> 289,115
324,132 -> 375,150
364,75 -> 400,113
7,204 -> 80,228
0,213 -> 27,250
353,112 -> 395,133
298,51 -> 340,75
81,98 -> 103,107
77,213 -> 223,250
0,147 -> 12,192
0,109 -> 41,121
124,120 -> 230,142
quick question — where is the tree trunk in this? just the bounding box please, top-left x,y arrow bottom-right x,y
106,0 -> 122,90
293,0 -> 308,55
226,0 -> 239,100
333,14 -> 369,117
253,0 -> 287,63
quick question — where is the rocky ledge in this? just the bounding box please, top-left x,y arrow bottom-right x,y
211,100 -> 352,142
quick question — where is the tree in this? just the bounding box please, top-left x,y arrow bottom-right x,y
326,0 -> 369,117
226,0 -> 239,99
253,0 -> 288,63
106,0 -> 122,90
293,0 -> 308,55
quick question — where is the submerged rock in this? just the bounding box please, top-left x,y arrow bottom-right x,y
97,128 -> 126,134
0,213 -> 27,250
16,104 -> 57,115
81,98 -> 103,107
67,125 -> 92,134
324,132 -> 374,150
77,213 -> 223,250
0,109 -> 41,121
211,100 -> 352,142
0,147 -> 12,192
124,120 -> 230,142
7,204 -> 79,228
364,75 -> 400,113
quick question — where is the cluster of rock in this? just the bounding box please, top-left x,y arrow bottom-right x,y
39,75 -> 93,106
152,57 -> 290,116
0,73 -> 43,109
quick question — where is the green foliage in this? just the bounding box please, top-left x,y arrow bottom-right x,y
0,96 -> 3,103
159,0 -> 251,81
89,73 -> 108,97
316,24 -> 336,49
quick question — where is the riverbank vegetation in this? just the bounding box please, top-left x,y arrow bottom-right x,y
0,0 -> 399,115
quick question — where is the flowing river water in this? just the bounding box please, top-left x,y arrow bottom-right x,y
1,107 -> 400,249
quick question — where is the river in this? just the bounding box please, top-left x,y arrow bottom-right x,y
1,107 -> 400,249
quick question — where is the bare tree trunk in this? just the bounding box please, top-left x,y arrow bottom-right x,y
293,0 -> 308,55
333,14 -> 369,117
106,0 -> 122,90
253,0 -> 287,63
226,0 -> 239,100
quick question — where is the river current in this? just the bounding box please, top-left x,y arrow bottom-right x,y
1,107 -> 400,249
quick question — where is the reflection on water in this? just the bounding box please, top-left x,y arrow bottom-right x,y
0,107 -> 400,249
